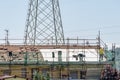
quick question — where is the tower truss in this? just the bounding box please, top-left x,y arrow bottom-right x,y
24,0 -> 64,45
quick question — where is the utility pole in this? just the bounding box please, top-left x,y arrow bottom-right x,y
98,30 -> 101,62
5,29 -> 9,45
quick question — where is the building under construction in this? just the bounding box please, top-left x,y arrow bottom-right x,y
0,0 -> 117,80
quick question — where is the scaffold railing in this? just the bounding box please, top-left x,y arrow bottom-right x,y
0,38 -> 101,50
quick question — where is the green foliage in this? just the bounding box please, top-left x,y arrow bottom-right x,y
46,72 -> 50,80
33,71 -> 50,80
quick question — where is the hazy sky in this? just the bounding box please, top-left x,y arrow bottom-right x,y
0,0 -> 120,46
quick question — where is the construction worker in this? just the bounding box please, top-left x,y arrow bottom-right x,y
99,48 -> 104,61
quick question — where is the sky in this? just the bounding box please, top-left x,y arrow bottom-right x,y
0,0 -> 120,47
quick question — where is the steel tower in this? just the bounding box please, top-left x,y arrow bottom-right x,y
24,0 -> 64,45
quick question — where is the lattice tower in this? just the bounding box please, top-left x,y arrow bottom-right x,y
24,0 -> 65,45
